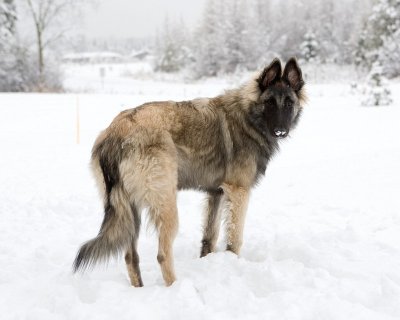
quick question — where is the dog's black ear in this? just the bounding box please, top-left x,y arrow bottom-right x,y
282,57 -> 304,92
258,58 -> 282,91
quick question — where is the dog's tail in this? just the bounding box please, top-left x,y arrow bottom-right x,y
73,134 -> 134,272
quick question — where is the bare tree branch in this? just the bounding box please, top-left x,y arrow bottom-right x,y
43,1 -> 71,30
43,27 -> 70,48
26,0 -> 40,28
42,0 -> 53,28
24,0 -> 79,89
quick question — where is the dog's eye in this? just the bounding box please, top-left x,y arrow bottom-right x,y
284,100 -> 293,108
265,99 -> 275,107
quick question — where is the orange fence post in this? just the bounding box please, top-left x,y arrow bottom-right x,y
76,95 -> 80,145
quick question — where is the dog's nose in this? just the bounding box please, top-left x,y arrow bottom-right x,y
273,129 -> 288,138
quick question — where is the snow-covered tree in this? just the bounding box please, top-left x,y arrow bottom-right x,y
378,29 -> 400,78
362,62 -> 392,106
356,0 -> 400,69
0,0 -> 38,92
24,0 -> 81,90
368,0 -> 400,46
148,0 -> 376,76
0,0 -> 22,91
354,29 -> 369,67
300,31 -> 319,63
220,0 -> 250,73
192,0 -> 225,77
0,0 -> 16,37
154,17 -> 190,73
192,0 -> 256,77
250,0 -> 273,66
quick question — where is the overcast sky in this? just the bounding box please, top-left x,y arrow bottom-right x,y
81,0 -> 207,39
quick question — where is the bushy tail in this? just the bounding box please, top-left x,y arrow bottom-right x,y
72,198 -> 133,272
73,140 -> 134,272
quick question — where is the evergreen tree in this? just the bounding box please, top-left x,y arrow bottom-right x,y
192,0 -> 257,77
355,0 -> 400,68
192,0 -> 225,77
362,62 -> 393,106
221,0 -> 249,73
154,17 -> 189,73
250,0 -> 272,67
368,0 -> 400,46
0,0 -> 21,91
0,0 -> 16,37
354,29 -> 369,67
300,31 -> 319,63
168,0 -> 377,76
379,29 -> 400,78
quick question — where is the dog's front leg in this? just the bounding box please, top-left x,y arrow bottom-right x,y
223,184 -> 250,254
200,188 -> 224,257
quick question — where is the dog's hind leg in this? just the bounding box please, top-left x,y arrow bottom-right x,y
121,130 -> 179,286
223,184 -> 250,255
200,188 -> 224,257
153,198 -> 178,286
125,204 -> 143,287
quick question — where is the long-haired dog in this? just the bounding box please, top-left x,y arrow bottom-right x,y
73,58 -> 305,286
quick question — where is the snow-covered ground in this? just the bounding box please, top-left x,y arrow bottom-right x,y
0,79 -> 400,319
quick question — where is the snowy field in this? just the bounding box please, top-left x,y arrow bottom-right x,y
1,79 -> 400,319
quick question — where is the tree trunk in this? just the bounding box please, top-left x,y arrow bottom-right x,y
36,28 -> 44,91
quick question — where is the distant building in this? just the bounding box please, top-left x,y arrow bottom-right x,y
62,52 -> 124,64
130,49 -> 151,61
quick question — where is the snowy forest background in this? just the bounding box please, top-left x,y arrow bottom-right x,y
1,0 -> 400,101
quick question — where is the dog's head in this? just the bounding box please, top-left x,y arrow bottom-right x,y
254,57 -> 305,139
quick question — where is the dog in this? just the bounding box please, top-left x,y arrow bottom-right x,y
73,57 -> 306,287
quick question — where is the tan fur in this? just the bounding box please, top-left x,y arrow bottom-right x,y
90,131 -> 107,200
125,250 -> 142,287
223,184 -> 250,254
